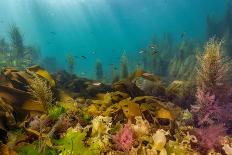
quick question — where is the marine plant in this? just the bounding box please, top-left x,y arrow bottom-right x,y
0,25 -> 41,69
95,59 -> 103,81
168,38 -> 197,80
55,127 -> 100,155
48,106 -> 65,120
9,24 -> 24,66
65,53 -> 75,74
192,38 -> 232,152
27,73 -> 54,112
195,124 -> 226,152
111,65 -> 119,83
196,38 -> 229,100
23,45 -> 41,67
113,122 -> 133,152
120,52 -> 129,79
206,2 -> 232,57
0,38 -> 10,68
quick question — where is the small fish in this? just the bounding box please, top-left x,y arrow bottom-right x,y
142,72 -> 153,77
81,72 -> 86,75
151,46 -> 155,49
50,31 -> 56,35
91,51 -> 96,54
92,82 -> 102,86
108,63 -> 114,66
81,56 -> 87,59
139,50 -> 145,54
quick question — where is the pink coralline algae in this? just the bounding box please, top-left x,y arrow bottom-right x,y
113,123 -> 133,152
195,124 -> 226,152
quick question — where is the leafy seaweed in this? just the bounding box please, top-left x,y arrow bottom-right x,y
49,106 -> 65,120
17,143 -> 57,155
54,128 -> 100,155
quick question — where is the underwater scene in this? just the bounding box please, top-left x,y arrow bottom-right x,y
1,0 -> 232,154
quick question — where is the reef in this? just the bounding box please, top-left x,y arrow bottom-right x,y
0,38 -> 232,155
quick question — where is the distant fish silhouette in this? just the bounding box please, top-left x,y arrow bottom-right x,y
142,72 -> 153,77
139,50 -> 145,54
74,56 -> 87,59
92,82 -> 102,86
50,31 -> 56,35
81,56 -> 87,59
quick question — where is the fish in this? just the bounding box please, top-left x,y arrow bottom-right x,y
142,72 -> 154,77
139,50 -> 145,54
81,56 -> 87,59
92,82 -> 102,86
74,56 -> 87,59
50,31 -> 56,35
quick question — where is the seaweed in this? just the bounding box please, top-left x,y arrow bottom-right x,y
9,24 -> 24,65
95,59 -> 104,81
27,72 -> 54,112
1,36 -> 232,155
65,54 -> 75,74
191,38 -> 232,153
120,52 -> 129,79
55,127 -> 100,155
113,122 -> 133,152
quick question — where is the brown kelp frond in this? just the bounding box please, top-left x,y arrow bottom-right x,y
27,72 -> 54,110
196,38 -> 229,95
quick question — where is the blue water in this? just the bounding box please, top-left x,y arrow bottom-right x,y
0,0 -> 227,78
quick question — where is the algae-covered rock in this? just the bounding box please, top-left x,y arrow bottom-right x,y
167,80 -> 196,108
53,70 -> 111,98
